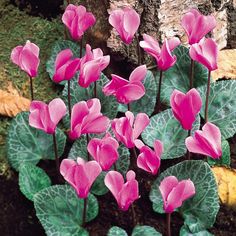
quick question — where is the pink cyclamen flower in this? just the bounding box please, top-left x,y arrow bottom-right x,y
69,98 -> 110,140
11,40 -> 40,77
78,44 -> 110,88
53,49 -> 80,83
109,7 -> 140,44
159,176 -> 196,213
103,65 -> 147,104
60,157 -> 102,198
140,34 -> 181,71
62,4 -> 96,41
112,111 -> 150,148
87,133 -> 119,171
170,88 -> 202,130
135,139 -> 163,175
104,170 -> 139,211
189,38 -> 218,71
181,9 -> 216,45
185,122 -> 222,159
29,98 -> 66,134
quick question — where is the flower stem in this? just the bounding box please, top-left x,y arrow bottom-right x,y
186,129 -> 191,160
113,163 -> 117,171
166,213 -> 171,236
82,198 -> 87,226
131,204 -> 137,227
80,36 -> 83,58
204,70 -> 211,123
29,76 -> 34,100
68,80 -> 71,118
52,133 -> 60,178
135,34 -> 141,65
189,59 -> 194,89
127,103 -> 131,111
94,81 -> 97,98
156,70 -> 163,113
86,134 -> 90,161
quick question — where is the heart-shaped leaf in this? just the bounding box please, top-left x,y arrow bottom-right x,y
150,160 -> 219,233
68,135 -> 130,195
142,109 -> 200,159
132,226 -> 161,236
180,225 -> 213,236
34,185 -> 98,235
199,80 -> 236,139
7,112 -> 66,171
46,40 -> 81,85
19,163 -> 51,201
108,226 -> 128,236
207,140 -> 230,167
118,70 -> 157,116
62,74 -> 118,128
155,45 -> 208,105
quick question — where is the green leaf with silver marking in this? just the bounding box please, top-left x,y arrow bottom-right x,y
132,226 -> 162,236
108,226 -> 128,236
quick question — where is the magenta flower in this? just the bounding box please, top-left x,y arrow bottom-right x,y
29,98 -> 66,134
189,38 -> 218,71
53,49 -> 80,83
103,65 -> 147,104
135,139 -> 162,175
111,111 -> 149,148
159,176 -> 196,213
60,158 -> 102,198
181,9 -> 216,45
185,122 -> 222,159
140,34 -> 180,71
11,40 -> 40,77
62,4 -> 96,41
87,133 -> 119,171
78,44 -> 110,88
69,98 -> 110,140
109,7 -> 140,44
170,88 -> 202,130
104,170 -> 139,211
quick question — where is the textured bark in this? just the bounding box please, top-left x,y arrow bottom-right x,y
72,0 -> 236,65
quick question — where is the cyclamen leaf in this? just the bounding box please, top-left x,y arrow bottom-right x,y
68,135 -> 130,195
199,80 -> 236,139
142,108 -> 200,159
62,74 -> 118,128
150,160 -> 219,233
34,185 -> 98,235
132,226 -> 162,236
207,140 -> 230,167
19,163 -> 51,201
46,40 -> 81,85
7,112 -> 66,171
180,225 -> 213,236
108,226 -> 128,236
118,70 -> 157,116
155,45 -> 208,105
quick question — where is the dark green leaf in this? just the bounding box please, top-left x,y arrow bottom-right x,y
142,109 -> 200,159
132,225 -> 162,236
34,185 -> 98,235
108,226 -> 128,236
150,160 -> 219,233
199,80 -> 236,139
118,70 -> 157,116
7,112 -> 66,171
180,225 -> 213,236
19,163 -> 51,201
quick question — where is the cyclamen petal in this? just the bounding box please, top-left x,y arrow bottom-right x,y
60,158 -> 102,198
181,9 -> 216,45
62,4 -> 96,41
29,98 -> 66,134
103,65 -> 147,104
11,41 -> 40,77
170,88 -> 202,130
185,122 -> 222,159
69,98 -> 110,140
159,176 -> 195,213
140,35 -> 180,71
109,7 -> 140,44
104,170 -> 139,211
